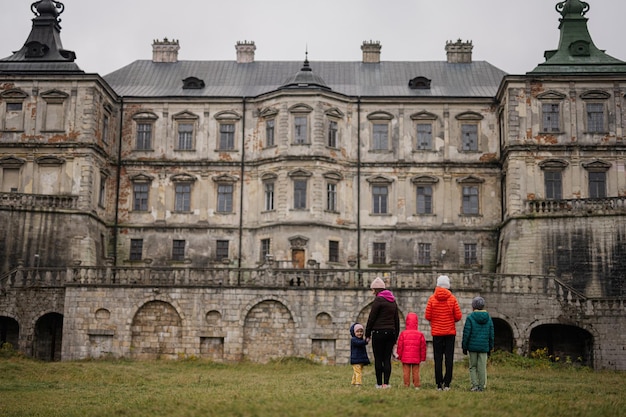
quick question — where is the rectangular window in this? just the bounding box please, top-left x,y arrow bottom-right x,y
373,242 -> 386,265
136,123 -> 152,150
461,124 -> 478,151
98,176 -> 106,207
5,102 -> 24,131
216,240 -> 229,261
418,243 -> 431,265
261,238 -> 271,262
462,186 -> 479,215
328,120 -> 338,148
102,114 -> 109,144
133,183 -> 149,211
219,123 -> 235,150
464,243 -> 478,265
175,183 -> 191,212
545,171 -> 563,200
416,123 -> 432,150
589,172 -> 606,198
178,122 -> 194,150
1,168 -> 19,192
586,103 -> 604,133
327,183 -> 337,212
372,124 -> 388,150
329,240 -> 339,263
6,102 -> 22,112
217,184 -> 233,213
130,239 -> 143,261
416,186 -> 432,214
44,102 -> 64,131
294,116 -> 307,144
542,103 -> 560,132
264,182 -> 274,211
372,185 -> 388,214
172,240 -> 186,261
293,179 -> 307,209
266,119 -> 275,147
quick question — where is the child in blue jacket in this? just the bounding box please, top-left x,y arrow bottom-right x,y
350,323 -> 370,386
462,296 -> 494,391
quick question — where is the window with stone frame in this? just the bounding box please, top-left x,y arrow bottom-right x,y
410,173 -> 440,214
323,171 -> 342,213
464,243 -> 478,265
98,172 -> 107,207
586,103 -> 605,133
102,113 -> 110,144
217,183 -> 234,213
329,240 -> 340,263
133,183 -> 149,211
581,90 -> 610,134
266,118 -> 275,147
537,91 -> 566,134
458,176 -> 483,216
539,159 -> 567,200
260,238 -> 271,262
41,89 -> 68,132
372,242 -> 386,265
294,116 -> 308,144
456,111 -> 482,152
216,240 -> 229,261
327,120 -> 338,148
583,160 -> 610,199
214,110 -> 241,151
133,112 -> 157,151
130,239 -> 143,261
0,157 -> 24,192
416,123 -> 433,150
461,124 -> 478,151
418,243 -> 431,265
410,111 -> 438,151
174,183 -> 191,212
416,186 -> 433,214
542,103 -> 560,133
264,181 -> 275,211
219,123 -> 235,150
544,171 -> 563,200
177,122 -> 194,150
172,240 -> 186,261
368,112 -> 393,151
368,175 -> 393,215
1,89 -> 28,132
326,183 -> 337,212
289,169 -> 311,210
372,123 -> 389,150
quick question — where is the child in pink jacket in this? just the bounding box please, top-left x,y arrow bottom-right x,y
396,312 -> 427,388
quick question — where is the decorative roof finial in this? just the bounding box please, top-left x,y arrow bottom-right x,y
31,0 -> 65,19
556,0 -> 589,18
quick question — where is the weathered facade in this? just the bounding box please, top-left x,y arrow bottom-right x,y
0,1 -> 625,369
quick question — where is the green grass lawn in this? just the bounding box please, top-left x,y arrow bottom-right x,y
0,352 -> 624,417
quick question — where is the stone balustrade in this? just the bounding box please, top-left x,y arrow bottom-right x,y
525,196 -> 626,215
0,192 -> 78,209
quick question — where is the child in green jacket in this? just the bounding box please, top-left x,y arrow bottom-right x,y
462,296 -> 494,391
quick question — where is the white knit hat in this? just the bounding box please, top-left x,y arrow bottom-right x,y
370,277 -> 386,289
436,275 -> 450,289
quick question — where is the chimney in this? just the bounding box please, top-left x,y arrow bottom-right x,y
445,39 -> 473,63
361,40 -> 381,63
236,41 -> 256,63
152,38 -> 179,63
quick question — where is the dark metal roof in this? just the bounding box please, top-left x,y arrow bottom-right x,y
103,60 -> 506,98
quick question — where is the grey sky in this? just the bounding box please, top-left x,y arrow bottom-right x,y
3,0 -> 626,76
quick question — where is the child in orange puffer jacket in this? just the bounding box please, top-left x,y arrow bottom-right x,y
395,312 -> 427,388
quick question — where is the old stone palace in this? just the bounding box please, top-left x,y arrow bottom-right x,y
0,0 -> 625,369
